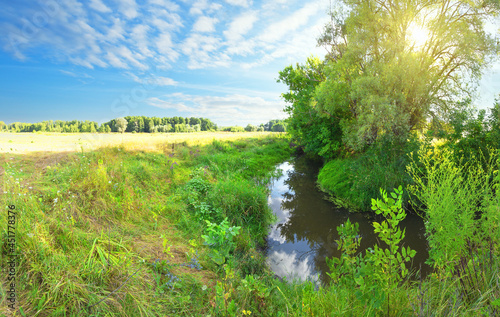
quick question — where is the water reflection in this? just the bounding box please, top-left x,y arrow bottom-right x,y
266,158 -> 430,285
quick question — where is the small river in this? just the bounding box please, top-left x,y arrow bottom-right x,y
266,157 -> 430,285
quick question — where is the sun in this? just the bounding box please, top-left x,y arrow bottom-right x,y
407,22 -> 430,51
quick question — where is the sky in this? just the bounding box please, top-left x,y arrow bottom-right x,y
0,0 -> 498,127
0,0 -> 333,126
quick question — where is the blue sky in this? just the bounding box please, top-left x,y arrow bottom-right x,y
0,0 -> 332,126
0,0 -> 498,127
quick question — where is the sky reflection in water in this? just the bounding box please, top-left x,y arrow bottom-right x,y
266,158 -> 430,285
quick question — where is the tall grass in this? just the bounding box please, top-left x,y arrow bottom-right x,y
0,134 -> 292,316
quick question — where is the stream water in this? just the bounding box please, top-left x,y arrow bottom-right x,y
266,157 -> 431,285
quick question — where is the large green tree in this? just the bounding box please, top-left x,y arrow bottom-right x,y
313,0 -> 499,151
278,57 -> 347,159
115,117 -> 128,133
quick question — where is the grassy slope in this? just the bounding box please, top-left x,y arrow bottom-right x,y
0,134 -> 291,316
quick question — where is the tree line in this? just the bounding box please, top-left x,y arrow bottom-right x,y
0,117 -> 288,133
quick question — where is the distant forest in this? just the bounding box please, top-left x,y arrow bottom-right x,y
0,116 -> 287,133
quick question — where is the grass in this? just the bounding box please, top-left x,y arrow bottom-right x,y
0,132 -> 291,316
1,132 -> 499,316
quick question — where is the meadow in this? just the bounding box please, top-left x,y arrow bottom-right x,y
0,132 -> 274,154
1,132 -> 499,316
0,132 -> 293,316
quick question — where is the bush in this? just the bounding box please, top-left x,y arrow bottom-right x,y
208,179 -> 271,244
318,137 -> 420,210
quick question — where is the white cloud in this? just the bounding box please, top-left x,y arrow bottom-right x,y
181,34 -> 229,69
106,18 -> 126,43
257,2 -> 322,43
147,93 -> 285,125
192,16 -> 218,33
223,11 -> 258,41
131,24 -> 153,56
115,45 -> 147,69
148,0 -> 180,11
59,69 -> 93,78
106,52 -> 128,68
148,96 -> 195,112
267,250 -> 319,284
128,72 -> 178,86
156,33 -> 179,62
224,0 -> 252,7
0,0 -> 328,74
119,0 -> 139,19
89,0 -> 111,13
189,0 -> 222,15
151,10 -> 183,30
155,76 -> 178,86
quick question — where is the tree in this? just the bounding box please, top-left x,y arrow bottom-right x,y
272,123 -> 286,132
0,121 -> 5,131
137,117 -> 145,132
278,56 -> 347,159
146,119 -> 154,133
245,124 -> 257,132
189,117 -> 201,126
115,117 -> 127,133
314,0 -> 499,151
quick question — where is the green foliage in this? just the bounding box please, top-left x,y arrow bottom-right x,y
326,187 -> 416,314
316,0 -> 499,151
115,117 -> 128,133
245,124 -> 257,132
408,146 -> 500,305
208,178 -> 272,244
431,98 -> 500,166
371,187 -> 416,306
407,147 -> 487,272
4,116 -> 218,133
278,57 -> 344,160
202,218 -> 241,265
326,218 -> 363,286
318,137 -> 420,210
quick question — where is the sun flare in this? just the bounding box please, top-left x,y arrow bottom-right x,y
407,22 -> 430,50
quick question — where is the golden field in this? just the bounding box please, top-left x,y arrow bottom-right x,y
0,131 -> 275,153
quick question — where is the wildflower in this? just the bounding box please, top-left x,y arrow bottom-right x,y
53,198 -> 58,204
27,233 -> 33,238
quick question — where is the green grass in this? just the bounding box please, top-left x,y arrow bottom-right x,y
0,134 -> 292,316
1,133 -> 499,316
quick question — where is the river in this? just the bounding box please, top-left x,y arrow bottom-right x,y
266,157 -> 431,285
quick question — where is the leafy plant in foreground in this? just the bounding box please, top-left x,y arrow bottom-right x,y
371,186 -> 416,315
202,218 -> 241,265
327,186 -> 416,315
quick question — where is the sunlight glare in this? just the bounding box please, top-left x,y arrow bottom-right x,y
407,22 -> 430,51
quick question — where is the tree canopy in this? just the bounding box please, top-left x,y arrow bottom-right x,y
281,0 -> 499,154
